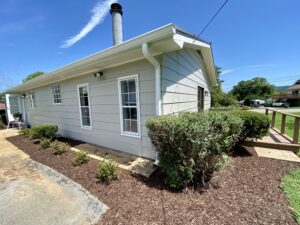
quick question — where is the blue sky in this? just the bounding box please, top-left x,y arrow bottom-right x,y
1,0 -> 300,92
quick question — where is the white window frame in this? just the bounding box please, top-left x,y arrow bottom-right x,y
52,84 -> 62,105
77,83 -> 92,130
29,91 -> 36,108
117,74 -> 141,138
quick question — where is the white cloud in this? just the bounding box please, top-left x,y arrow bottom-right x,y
221,64 -> 278,76
222,69 -> 235,75
61,0 -> 117,48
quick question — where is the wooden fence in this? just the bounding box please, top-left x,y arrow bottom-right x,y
266,108 -> 300,144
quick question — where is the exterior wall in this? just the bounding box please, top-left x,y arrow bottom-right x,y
23,48 -> 213,159
24,59 -> 157,159
161,48 -> 211,114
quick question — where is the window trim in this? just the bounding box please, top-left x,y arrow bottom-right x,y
77,83 -> 93,130
52,84 -> 62,105
117,74 -> 141,138
29,91 -> 36,109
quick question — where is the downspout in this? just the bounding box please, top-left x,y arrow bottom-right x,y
142,43 -> 162,116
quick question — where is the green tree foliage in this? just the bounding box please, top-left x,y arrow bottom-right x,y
230,77 -> 275,105
211,66 -> 237,107
22,71 -> 45,83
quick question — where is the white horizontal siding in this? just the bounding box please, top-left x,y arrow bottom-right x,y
161,48 -> 211,114
24,59 -> 157,159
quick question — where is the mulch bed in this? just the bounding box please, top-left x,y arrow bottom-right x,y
6,135 -> 300,225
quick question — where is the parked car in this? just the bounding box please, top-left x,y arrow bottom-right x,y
272,102 -> 290,107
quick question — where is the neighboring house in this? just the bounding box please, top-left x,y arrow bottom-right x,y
0,103 -> 5,111
4,4 -> 216,159
0,103 -> 6,122
272,79 -> 300,106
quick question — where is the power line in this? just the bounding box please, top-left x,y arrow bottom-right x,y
198,0 -> 229,36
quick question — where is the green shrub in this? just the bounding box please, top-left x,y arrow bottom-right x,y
39,138 -> 51,150
21,128 -> 30,136
73,150 -> 89,166
0,117 -> 4,129
146,111 -> 243,189
97,158 -> 119,182
229,110 -> 270,140
50,141 -> 65,155
31,125 -> 58,140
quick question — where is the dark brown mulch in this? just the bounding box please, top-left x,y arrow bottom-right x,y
6,135 -> 300,225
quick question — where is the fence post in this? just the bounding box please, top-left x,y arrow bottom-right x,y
281,114 -> 286,134
293,117 -> 300,144
271,111 -> 276,128
265,108 -> 269,116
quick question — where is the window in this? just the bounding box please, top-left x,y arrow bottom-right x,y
197,86 -> 204,111
118,75 -> 140,137
78,84 -> 92,129
9,96 -> 20,114
52,84 -> 62,104
29,91 -> 36,108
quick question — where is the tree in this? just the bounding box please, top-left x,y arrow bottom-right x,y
211,66 -> 237,107
22,71 -> 45,83
230,77 -> 275,105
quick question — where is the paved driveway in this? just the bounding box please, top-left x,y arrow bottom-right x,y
0,130 -> 107,225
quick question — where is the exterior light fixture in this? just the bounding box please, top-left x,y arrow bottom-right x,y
93,71 -> 104,78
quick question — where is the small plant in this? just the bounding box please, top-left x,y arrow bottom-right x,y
21,128 -> 30,136
97,158 -> 119,182
31,125 -> 58,140
73,150 -> 89,166
39,138 -> 51,150
50,141 -> 66,155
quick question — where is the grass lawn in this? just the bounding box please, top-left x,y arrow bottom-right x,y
282,169 -> 300,224
268,112 -> 300,143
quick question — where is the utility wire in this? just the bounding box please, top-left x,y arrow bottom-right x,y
198,0 -> 229,36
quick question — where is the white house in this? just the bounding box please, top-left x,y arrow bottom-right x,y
4,3 -> 217,159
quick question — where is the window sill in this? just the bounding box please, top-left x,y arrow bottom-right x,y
81,126 -> 92,130
121,132 -> 141,138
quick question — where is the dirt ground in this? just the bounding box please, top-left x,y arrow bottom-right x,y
6,135 -> 300,225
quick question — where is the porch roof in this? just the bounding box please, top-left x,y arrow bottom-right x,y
288,84 -> 300,90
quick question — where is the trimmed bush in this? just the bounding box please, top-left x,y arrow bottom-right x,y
146,111 -> 243,189
73,150 -> 89,166
39,138 -> 51,150
31,125 -> 58,140
50,141 -> 65,155
229,110 -> 270,140
21,128 -> 30,136
97,158 -> 119,182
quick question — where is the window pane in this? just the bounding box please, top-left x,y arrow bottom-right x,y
123,119 -> 130,132
82,117 -> 90,126
128,80 -> 136,92
81,107 -> 90,117
123,108 -> 130,119
128,93 -> 136,105
121,93 -> 129,106
130,108 -> 137,119
131,120 -> 137,133
121,81 -> 128,93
